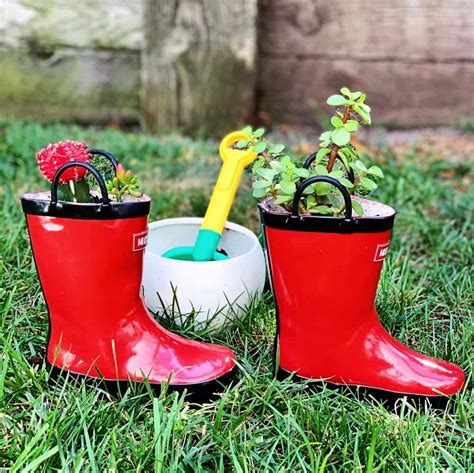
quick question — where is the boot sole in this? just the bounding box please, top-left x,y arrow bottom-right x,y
277,368 -> 456,411
47,362 -> 236,403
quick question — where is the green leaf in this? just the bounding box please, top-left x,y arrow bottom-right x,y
306,194 -> 316,209
253,127 -> 265,138
252,179 -> 272,189
252,157 -> 265,174
302,184 -> 315,195
236,140 -> 249,149
339,177 -> 354,189
353,160 -> 368,172
351,91 -> 362,100
337,149 -> 350,170
354,105 -> 371,124
310,205 -> 334,215
253,187 -> 268,198
327,94 -> 348,106
256,168 -> 277,181
360,176 -> 377,191
344,120 -> 359,132
129,189 -> 142,197
269,144 -> 285,155
345,146 -> 359,159
294,167 -> 310,178
241,126 -> 253,136
319,131 -> 332,142
340,87 -> 351,97
367,165 -> 384,178
314,182 -> 332,196
332,128 -> 351,146
269,160 -> 286,172
329,169 -> 344,178
274,195 -> 293,205
281,157 -> 295,174
315,147 -> 331,164
328,193 -> 341,208
351,198 -> 364,216
279,180 -> 296,195
253,142 -> 267,154
314,164 -> 329,176
331,116 -> 343,128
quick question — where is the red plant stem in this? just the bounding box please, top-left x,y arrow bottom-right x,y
327,106 -> 352,172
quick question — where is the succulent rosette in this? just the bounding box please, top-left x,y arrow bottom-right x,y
36,141 -> 90,184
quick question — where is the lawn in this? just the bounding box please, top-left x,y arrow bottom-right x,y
0,121 -> 472,471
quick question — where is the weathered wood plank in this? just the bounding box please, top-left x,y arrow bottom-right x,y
258,0 -> 474,61
258,58 -> 474,126
142,0 -> 257,135
1,0 -> 144,50
0,48 -> 140,123
258,0 -> 474,127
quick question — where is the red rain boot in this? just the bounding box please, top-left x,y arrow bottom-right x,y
259,176 -> 465,405
22,162 -> 235,396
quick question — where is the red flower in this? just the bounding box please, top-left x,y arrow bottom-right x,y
36,141 -> 90,183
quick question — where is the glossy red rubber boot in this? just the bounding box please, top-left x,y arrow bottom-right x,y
22,162 -> 235,397
259,175 -> 465,406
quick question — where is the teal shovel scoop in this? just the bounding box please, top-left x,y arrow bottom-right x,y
162,131 -> 257,261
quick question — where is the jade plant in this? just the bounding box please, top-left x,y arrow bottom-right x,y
241,88 -> 384,216
36,140 -> 141,202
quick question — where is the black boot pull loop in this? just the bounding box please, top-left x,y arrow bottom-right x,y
50,161 -> 111,211
87,148 -> 119,171
291,176 -> 352,220
303,152 -> 355,184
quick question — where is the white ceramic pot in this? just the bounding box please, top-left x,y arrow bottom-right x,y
143,218 -> 266,328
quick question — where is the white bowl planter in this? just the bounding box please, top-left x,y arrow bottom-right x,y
143,218 -> 266,328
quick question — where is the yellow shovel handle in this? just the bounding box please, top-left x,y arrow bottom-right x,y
201,131 -> 257,234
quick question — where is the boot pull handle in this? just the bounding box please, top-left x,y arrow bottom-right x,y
303,152 -> 355,183
50,161 -> 111,209
87,148 -> 119,171
292,176 -> 352,220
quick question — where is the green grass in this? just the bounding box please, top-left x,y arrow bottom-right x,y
0,121 -> 472,471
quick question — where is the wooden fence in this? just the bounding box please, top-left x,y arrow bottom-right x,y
0,0 -> 143,125
1,0 -> 473,133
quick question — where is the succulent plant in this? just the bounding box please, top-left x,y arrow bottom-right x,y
36,140 -> 92,202
106,163 -> 142,202
36,141 -> 90,183
35,141 -> 142,203
244,88 -> 384,216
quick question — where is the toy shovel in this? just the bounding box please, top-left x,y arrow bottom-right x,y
163,131 -> 257,261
